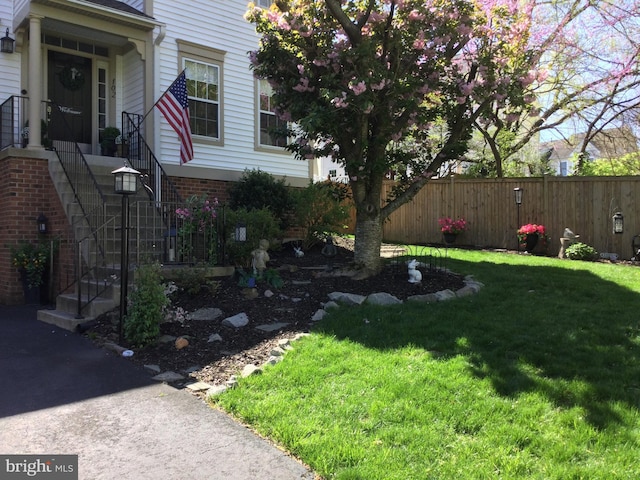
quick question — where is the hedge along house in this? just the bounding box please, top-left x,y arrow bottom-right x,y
0,0 -> 318,318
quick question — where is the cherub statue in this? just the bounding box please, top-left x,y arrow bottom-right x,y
251,239 -> 270,276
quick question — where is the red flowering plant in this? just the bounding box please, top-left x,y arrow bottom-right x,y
517,223 -> 549,246
438,217 -> 467,235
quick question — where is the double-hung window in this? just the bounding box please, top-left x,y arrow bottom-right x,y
178,40 -> 225,145
185,59 -> 220,139
258,79 -> 287,148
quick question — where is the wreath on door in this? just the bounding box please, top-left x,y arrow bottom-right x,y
59,66 -> 85,91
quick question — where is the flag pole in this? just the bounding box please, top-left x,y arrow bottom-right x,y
138,69 -> 187,126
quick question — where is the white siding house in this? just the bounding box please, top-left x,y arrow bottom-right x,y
0,0 -> 312,186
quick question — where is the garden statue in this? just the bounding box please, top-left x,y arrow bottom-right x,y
293,245 -> 304,258
558,227 -> 580,259
407,259 -> 422,284
251,239 -> 270,276
321,236 -> 337,270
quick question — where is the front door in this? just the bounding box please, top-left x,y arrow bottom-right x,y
47,51 -> 92,148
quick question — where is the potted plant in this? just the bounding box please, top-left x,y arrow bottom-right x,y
100,127 -> 121,156
115,134 -> 129,158
438,217 -> 467,244
517,223 -> 549,252
10,241 -> 50,304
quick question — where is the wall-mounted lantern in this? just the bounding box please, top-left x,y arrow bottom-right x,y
612,212 -> 624,234
1,28 -> 15,54
37,213 -> 48,234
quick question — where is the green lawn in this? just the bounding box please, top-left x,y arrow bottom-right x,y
213,249 -> 640,479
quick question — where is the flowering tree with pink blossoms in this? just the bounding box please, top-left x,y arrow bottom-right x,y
247,0 -> 539,274
471,0 -> 640,177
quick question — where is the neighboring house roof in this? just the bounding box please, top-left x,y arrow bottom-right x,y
541,127 -> 639,163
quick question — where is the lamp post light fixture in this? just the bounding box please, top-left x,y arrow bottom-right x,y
37,213 -> 48,234
514,187 -> 523,251
514,187 -> 523,206
1,28 -> 15,54
111,164 -> 141,343
612,212 -> 624,235
234,221 -> 247,242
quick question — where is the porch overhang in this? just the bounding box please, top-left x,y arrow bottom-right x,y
15,0 -> 162,34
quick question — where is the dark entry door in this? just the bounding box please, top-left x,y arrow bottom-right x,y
47,51 -> 92,145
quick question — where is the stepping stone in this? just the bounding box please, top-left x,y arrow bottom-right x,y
186,381 -> 212,392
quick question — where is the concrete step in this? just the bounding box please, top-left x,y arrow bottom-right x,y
37,308 -> 95,332
54,292 -> 118,318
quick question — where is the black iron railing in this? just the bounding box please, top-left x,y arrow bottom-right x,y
0,95 -> 28,150
121,112 -> 183,205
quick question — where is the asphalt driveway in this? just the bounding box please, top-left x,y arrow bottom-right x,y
0,305 -> 314,479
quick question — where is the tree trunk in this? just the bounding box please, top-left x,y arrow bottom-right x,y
353,207 -> 383,275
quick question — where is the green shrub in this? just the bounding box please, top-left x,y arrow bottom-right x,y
292,180 -> 352,249
225,208 -> 282,267
228,169 -> 293,229
565,242 -> 598,261
124,262 -> 169,347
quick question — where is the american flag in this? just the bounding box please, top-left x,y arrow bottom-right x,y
157,71 -> 194,164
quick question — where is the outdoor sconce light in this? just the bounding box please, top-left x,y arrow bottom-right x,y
513,187 -> 523,205
111,164 -> 140,194
37,213 -> 48,234
1,28 -> 15,54
234,221 -> 247,242
612,212 -> 624,234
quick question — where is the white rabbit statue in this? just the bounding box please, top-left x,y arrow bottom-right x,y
407,259 -> 422,284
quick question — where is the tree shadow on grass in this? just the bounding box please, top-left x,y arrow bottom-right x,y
315,260 -> 640,429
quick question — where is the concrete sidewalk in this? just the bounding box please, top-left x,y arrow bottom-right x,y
0,305 -> 315,479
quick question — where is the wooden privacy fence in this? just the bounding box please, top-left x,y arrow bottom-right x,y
381,176 -> 640,260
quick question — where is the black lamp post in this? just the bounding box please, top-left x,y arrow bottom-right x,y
112,164 -> 140,343
612,212 -> 624,234
1,28 -> 14,54
514,187 -> 523,251
37,213 -> 48,234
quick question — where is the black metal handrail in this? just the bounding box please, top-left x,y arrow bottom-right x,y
0,95 -> 28,150
122,111 -> 183,205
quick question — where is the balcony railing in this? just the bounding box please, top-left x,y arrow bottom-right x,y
0,95 -> 28,150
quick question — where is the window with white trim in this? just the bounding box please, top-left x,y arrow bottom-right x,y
184,59 -> 220,139
560,161 -> 568,176
258,79 -> 287,147
257,0 -> 272,7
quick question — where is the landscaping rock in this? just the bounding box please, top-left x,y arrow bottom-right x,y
366,292 -> 402,305
255,322 -> 290,333
222,313 -> 249,328
207,333 -> 223,343
187,308 -> 223,321
328,292 -> 367,305
241,364 -> 261,377
434,289 -> 456,301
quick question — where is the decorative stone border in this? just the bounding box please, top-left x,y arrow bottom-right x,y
309,274 -> 484,322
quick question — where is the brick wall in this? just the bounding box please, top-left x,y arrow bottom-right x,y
0,155 -> 74,305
